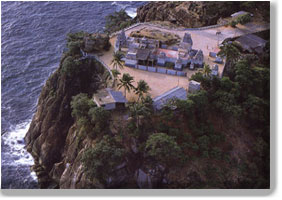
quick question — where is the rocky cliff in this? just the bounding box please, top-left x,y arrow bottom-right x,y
136,1 -> 270,27
24,47 -> 105,188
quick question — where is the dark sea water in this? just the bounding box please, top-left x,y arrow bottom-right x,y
1,1 -> 145,189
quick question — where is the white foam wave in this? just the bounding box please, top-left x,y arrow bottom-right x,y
125,7 -> 137,18
111,1 -> 137,18
2,121 -> 35,167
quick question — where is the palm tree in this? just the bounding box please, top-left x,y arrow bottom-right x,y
129,102 -> 151,130
103,70 -> 112,87
203,64 -> 211,77
111,51 -> 124,70
117,73 -> 134,98
134,80 -> 150,102
111,69 -> 120,88
217,41 -> 241,75
217,42 -> 240,64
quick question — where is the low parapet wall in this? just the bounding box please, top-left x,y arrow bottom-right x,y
126,64 -> 187,77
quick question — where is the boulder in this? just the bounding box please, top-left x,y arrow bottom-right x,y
135,169 -> 152,189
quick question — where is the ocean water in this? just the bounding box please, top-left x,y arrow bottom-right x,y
1,1 -> 145,189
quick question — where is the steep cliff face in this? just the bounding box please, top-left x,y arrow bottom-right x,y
137,2 -> 229,27
137,1 -> 269,28
24,52 -> 105,188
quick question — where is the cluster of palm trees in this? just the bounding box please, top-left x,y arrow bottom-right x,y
110,51 -> 150,101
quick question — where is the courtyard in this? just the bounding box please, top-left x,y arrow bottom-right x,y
98,21 -> 269,101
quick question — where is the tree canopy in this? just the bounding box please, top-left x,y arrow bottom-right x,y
82,135 -> 125,184
145,133 -> 181,167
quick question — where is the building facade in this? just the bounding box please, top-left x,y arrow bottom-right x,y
115,30 -> 204,72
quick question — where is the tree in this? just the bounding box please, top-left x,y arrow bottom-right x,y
111,69 -> 121,88
81,135 -> 125,185
243,95 -> 268,126
217,42 -> 240,64
145,133 -> 181,167
103,69 -> 121,88
67,41 -> 82,56
70,93 -> 96,119
129,102 -> 151,130
88,107 -> 111,137
190,72 -> 211,89
134,80 -> 150,102
105,9 -> 134,33
236,14 -> 252,25
203,64 -> 212,77
212,90 -> 242,118
234,59 -> 254,99
111,51 -> 124,70
141,95 -> 154,112
220,76 -> 234,92
61,56 -> 80,77
175,99 -> 195,119
188,90 -> 209,120
117,73 -> 134,98
197,135 -> 210,152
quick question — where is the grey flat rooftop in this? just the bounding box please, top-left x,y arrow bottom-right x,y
107,88 -> 128,103
236,34 -> 267,50
94,88 -> 127,106
136,49 -> 151,61
153,86 -> 187,110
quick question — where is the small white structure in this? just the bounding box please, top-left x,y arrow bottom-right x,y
231,11 -> 253,18
188,80 -> 201,93
93,88 -> 127,110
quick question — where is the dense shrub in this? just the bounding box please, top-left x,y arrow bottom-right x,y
236,14 -> 252,25
105,9 -> 135,34
66,32 -> 86,56
88,107 -> 111,137
81,135 -> 125,184
70,93 -> 96,119
145,133 -> 181,167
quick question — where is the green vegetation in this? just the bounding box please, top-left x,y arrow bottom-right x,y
70,93 -> 111,139
134,80 -> 150,102
81,135 -> 125,184
71,11 -> 269,187
88,107 -> 111,136
117,73 -> 134,98
66,32 -> 86,56
229,13 -> 252,27
236,13 -> 252,25
61,31 -> 108,79
71,93 -> 96,119
111,51 -> 124,70
202,64 -> 212,77
105,9 -> 135,34
145,133 -> 181,167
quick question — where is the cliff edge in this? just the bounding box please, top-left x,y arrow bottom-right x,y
136,1 -> 270,28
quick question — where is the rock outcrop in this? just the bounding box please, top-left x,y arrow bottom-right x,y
84,33 -> 111,53
137,1 -> 241,28
24,50 -> 105,188
129,28 -> 181,45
